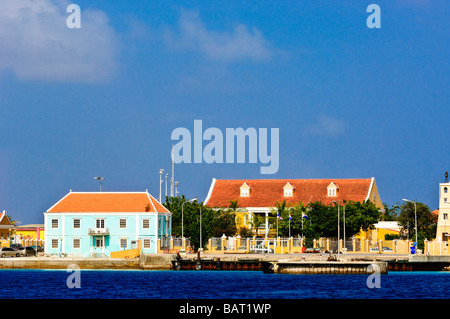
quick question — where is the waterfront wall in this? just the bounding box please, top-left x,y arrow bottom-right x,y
0,257 -> 140,269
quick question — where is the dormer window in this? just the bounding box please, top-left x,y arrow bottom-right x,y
327,182 -> 338,197
283,182 -> 294,197
240,183 -> 250,197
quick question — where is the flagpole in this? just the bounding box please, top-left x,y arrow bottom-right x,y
288,212 -> 292,238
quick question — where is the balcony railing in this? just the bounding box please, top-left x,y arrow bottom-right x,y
88,228 -> 110,236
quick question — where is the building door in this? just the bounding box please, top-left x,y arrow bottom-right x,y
95,237 -> 104,247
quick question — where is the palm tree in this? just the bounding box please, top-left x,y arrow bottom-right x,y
248,214 -> 265,237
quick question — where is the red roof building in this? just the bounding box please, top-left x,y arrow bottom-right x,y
204,177 -> 383,236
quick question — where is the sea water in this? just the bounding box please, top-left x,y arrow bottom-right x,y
1,270 -> 449,299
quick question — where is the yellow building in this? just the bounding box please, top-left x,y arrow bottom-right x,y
16,224 -> 45,241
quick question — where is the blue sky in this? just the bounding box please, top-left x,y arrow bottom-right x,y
0,0 -> 448,224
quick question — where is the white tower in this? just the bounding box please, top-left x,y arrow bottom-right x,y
436,172 -> 450,241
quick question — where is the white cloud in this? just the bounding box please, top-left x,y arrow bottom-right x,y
164,10 -> 273,63
303,114 -> 346,138
0,0 -> 119,83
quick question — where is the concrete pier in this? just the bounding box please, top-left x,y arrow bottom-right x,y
265,261 -> 388,274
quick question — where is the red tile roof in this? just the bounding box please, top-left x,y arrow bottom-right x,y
47,192 -> 170,213
205,178 -> 375,208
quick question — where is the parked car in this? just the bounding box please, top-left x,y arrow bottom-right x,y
250,245 -> 274,253
17,246 -> 37,257
30,245 -> 44,252
369,247 -> 380,252
10,244 -> 24,250
382,247 -> 393,252
0,247 -> 20,258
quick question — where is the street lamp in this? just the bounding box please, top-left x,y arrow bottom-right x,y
199,204 -> 203,251
165,174 -> 168,198
158,169 -> 164,203
332,200 -> 340,257
402,198 -> 418,245
94,177 -> 104,192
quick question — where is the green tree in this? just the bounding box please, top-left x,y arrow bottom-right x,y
398,201 -> 437,249
383,202 -> 401,221
270,200 -> 290,237
163,196 -> 238,250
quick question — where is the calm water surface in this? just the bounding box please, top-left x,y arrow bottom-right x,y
1,270 -> 449,299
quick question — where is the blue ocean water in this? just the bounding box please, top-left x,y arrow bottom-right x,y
1,270 -> 449,299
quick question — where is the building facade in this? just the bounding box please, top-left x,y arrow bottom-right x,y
16,224 -> 45,241
0,210 -> 15,242
204,177 -> 384,237
44,191 -> 171,257
436,182 -> 450,241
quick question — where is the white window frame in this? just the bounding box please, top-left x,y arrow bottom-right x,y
143,238 -> 151,249
143,218 -> 150,229
284,189 -> 293,197
51,219 -> 59,229
96,218 -> 105,229
120,238 -> 127,249
51,239 -> 59,249
328,188 -> 336,197
73,238 -> 81,249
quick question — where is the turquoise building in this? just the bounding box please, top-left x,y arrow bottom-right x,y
44,191 -> 172,257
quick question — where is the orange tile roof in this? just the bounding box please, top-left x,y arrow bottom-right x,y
205,178 -> 374,208
47,192 -> 170,213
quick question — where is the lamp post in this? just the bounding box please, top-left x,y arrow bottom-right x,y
94,176 -> 104,191
158,169 -> 164,203
342,201 -> 346,252
332,200 -> 340,257
403,198 -> 418,245
199,204 -> 203,251
165,174 -> 168,198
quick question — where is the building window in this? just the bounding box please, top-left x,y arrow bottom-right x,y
73,219 -> 80,229
328,188 -> 336,197
51,219 -> 59,229
143,239 -> 151,249
444,213 -> 448,220
445,187 -> 448,193
143,219 -> 150,229
51,239 -> 59,249
120,238 -> 127,249
119,218 -> 127,229
96,219 -> 105,229
240,183 -> 250,197
73,238 -> 80,249
240,189 -> 249,197
445,198 -> 448,204
284,189 -> 293,197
